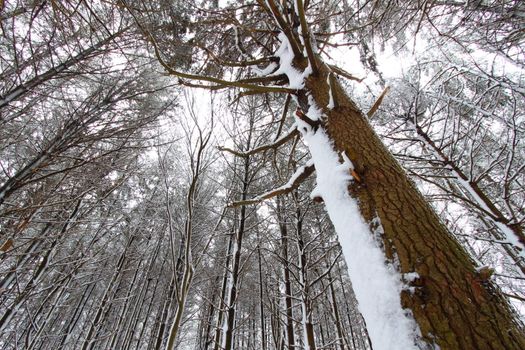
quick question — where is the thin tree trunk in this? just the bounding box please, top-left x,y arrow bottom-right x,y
25,275 -> 72,350
164,266 -> 194,350
201,276 -> 220,350
222,133 -> 253,350
294,205 -> 315,350
132,258 -> 167,350
79,237 -> 134,350
337,276 -> 358,350
213,231 -> 234,350
328,270 -> 347,350
0,199 -> 82,331
222,199 -> 248,350
153,276 -> 176,350
0,224 -> 49,292
276,200 -> 296,350
122,222 -> 168,350
55,282 -> 97,349
257,245 -> 267,350
107,261 -> 142,350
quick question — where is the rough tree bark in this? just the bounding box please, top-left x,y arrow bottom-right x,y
297,59 -> 525,349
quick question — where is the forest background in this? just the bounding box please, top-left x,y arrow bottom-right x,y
0,1 -> 524,349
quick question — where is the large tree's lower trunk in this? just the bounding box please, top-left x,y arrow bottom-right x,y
297,62 -> 525,349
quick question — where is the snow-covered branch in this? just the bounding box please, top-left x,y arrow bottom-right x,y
125,5 -> 295,95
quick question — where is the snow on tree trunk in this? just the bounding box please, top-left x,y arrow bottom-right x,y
295,105 -> 421,350
292,60 -> 525,349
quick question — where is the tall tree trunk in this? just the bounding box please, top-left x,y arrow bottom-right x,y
132,258 -> 167,350
80,237 -> 134,350
25,276 -> 71,349
0,199 -> 82,332
276,200 -> 295,350
153,276 -> 176,350
200,276 -> 220,350
164,265 -> 194,350
337,275 -> 360,350
121,225 -> 167,350
298,60 -> 525,349
294,205 -> 315,350
222,157 -> 250,350
328,270 -> 347,350
221,117 -> 257,350
107,262 -> 142,350
257,244 -> 267,350
0,224 -> 49,292
55,282 -> 97,349
213,230 -> 234,350
268,288 -> 283,350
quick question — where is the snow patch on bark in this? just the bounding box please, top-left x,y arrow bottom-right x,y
326,74 -> 335,109
404,272 -> 420,283
270,33 -> 312,89
296,107 -> 422,350
253,62 -> 278,77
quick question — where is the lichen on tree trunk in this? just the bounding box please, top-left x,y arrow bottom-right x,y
297,61 -> 525,349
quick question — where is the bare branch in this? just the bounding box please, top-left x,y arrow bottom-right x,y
229,163 -> 315,207
198,44 -> 276,67
367,86 -> 390,118
296,0 -> 319,75
218,128 -> 299,158
328,64 -> 364,82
